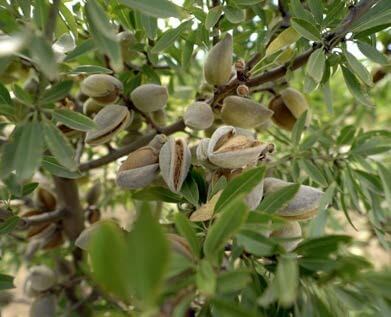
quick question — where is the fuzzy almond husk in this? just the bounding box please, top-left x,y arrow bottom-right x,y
271,221 -> 302,252
159,137 -> 191,193
80,74 -> 123,104
221,96 -> 273,129
207,126 -> 268,169
116,134 -> 167,189
130,84 -> 168,112
204,34 -> 233,86
85,104 -> 132,146
184,101 -> 214,130
263,177 -> 323,220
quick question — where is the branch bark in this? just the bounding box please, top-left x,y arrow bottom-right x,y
23,208 -> 65,226
44,0 -> 61,41
53,177 -> 84,241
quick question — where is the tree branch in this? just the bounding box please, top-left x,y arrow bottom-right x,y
53,177 -> 84,241
22,208 -> 65,226
44,0 -> 61,41
79,119 -> 186,171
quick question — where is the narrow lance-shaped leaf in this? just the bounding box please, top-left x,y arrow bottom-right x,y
275,255 -> 299,307
174,213 -> 200,258
377,163 -> 391,209
204,195 -> 248,261
299,159 -> 328,187
42,120 -> 77,171
151,20 -> 191,54
341,66 -> 372,106
266,27 -> 301,57
14,121 -> 43,181
306,48 -> 326,83
357,41 -> 388,65
40,81 -> 73,104
344,51 -> 372,86
29,35 -> 58,81
257,184 -> 300,213
291,110 -> 308,145
126,203 -> 169,304
215,166 -> 266,213
291,18 -> 321,41
53,109 -> 97,132
85,0 -> 123,72
205,6 -> 222,29
119,0 -> 183,18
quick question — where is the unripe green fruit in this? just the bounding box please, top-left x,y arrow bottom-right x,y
83,98 -> 104,117
117,31 -> 138,60
221,96 -> 274,129
130,84 -> 168,112
204,34 -> 233,86
151,109 -> 167,126
271,221 -> 302,252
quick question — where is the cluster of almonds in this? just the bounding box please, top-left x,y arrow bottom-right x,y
112,34 -> 323,253
77,73 -> 168,146
23,265 -> 57,317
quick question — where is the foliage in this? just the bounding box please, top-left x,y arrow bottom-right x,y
0,0 -> 390,316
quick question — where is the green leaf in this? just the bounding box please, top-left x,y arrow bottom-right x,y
291,18 -> 321,41
344,51 -> 372,86
306,48 -> 326,83
85,0 -> 123,72
126,203 -> 169,304
276,254 -> 298,307
0,126 -> 22,179
205,5 -> 222,29
341,66 -> 372,106
42,120 -> 77,171
224,6 -> 244,24
69,65 -> 113,75
41,156 -> 81,179
211,298 -> 260,317
308,182 -> 337,237
321,82 -> 333,113
299,159 -> 328,186
53,109 -> 97,132
140,14 -> 158,40
151,20 -> 191,54
295,235 -> 352,257
377,163 -> 391,208
307,0 -> 323,23
13,84 -> 33,105
291,110 -> 308,144
237,229 -> 278,256
132,186 -> 182,203
180,174 -> 199,206
257,184 -> 300,213
215,166 -> 265,213
0,82 -> 12,104
216,270 -> 251,294
40,81 -> 73,104
204,195 -> 248,261
0,215 -> 20,235
89,221 -> 131,299
337,125 -> 356,145
350,0 -> 391,33
266,27 -> 301,57
0,273 -> 14,290
29,35 -> 58,81
64,39 -> 95,62
119,0 -> 183,18
14,121 -> 43,181
196,259 -> 216,296
174,213 -> 200,258
357,41 -> 388,65
290,0 -> 316,23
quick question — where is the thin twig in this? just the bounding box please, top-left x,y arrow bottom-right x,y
22,208 -> 65,227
